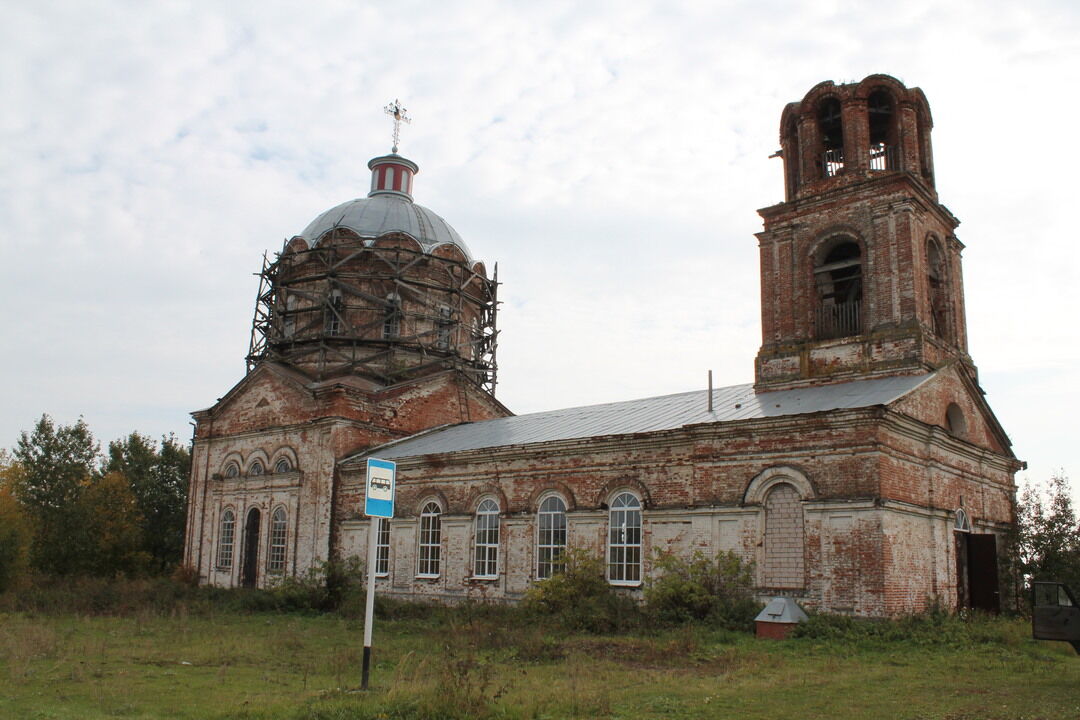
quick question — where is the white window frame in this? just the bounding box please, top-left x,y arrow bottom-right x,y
417,502 -> 442,578
375,517 -> 391,577
217,508 -> 236,569
473,498 -> 500,579
608,492 -> 642,586
268,507 -> 287,573
536,494 -> 567,580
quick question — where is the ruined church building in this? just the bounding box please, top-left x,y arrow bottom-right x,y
183,75 -> 1019,616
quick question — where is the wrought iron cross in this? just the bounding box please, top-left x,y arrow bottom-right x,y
384,99 -> 411,153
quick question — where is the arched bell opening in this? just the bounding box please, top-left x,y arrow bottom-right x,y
814,239 -> 863,339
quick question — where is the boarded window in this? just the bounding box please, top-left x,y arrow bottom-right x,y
763,483 -> 805,589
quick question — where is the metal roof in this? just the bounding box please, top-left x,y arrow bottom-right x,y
755,597 -> 810,624
347,373 -> 933,463
298,194 -> 474,262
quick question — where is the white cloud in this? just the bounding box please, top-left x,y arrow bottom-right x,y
1,0 -> 1078,503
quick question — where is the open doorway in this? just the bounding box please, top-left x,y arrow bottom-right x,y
955,510 -> 1000,613
242,507 -> 261,588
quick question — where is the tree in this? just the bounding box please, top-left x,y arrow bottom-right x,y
1016,472 -> 1080,595
0,453 -> 31,591
78,472 -> 149,576
12,415 -> 99,574
105,432 -> 190,572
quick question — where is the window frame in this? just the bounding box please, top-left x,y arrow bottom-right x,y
248,460 -> 264,476
417,501 -> 442,578
217,508 -> 236,570
607,492 -> 642,586
473,498 -> 500,579
375,517 -> 391,577
536,494 -> 568,580
274,458 -> 292,474
267,506 -> 287,573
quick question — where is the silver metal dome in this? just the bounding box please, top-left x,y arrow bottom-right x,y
297,194 -> 474,262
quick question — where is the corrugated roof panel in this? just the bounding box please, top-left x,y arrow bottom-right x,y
348,373 -> 934,463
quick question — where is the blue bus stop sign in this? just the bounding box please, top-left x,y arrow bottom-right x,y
364,458 -> 396,518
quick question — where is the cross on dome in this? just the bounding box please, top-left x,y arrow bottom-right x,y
384,99 -> 411,153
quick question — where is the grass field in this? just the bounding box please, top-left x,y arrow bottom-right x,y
1,607 -> 1078,720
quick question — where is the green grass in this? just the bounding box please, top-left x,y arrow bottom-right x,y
1,610 -> 1077,719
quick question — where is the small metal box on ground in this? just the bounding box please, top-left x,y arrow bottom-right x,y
755,597 -> 809,639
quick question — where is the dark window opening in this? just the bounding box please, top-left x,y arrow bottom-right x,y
927,239 -> 950,340
819,98 -> 844,177
814,240 -> 862,339
326,290 -> 344,336
382,294 -> 401,339
868,90 -> 896,171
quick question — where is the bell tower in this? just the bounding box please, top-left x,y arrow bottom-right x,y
755,74 -> 972,390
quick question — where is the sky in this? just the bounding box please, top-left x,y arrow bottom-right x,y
2,0 -> 1078,502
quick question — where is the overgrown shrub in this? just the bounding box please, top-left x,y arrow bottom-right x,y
522,547 -> 640,633
791,605 -> 1012,647
643,550 -> 758,630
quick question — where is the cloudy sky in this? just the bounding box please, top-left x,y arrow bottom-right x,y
2,0 -> 1077,499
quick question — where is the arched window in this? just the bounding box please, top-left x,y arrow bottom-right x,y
474,499 -> 500,578
818,97 -> 844,177
608,492 -> 642,585
375,518 -> 391,577
274,458 -> 292,474
946,403 -> 967,437
268,507 -> 287,573
217,509 -> 235,569
283,294 -> 298,339
224,462 -> 240,479
382,293 -> 401,339
814,239 -> 862,339
537,495 -> 567,580
417,502 -> 441,577
763,483 -> 805,589
326,289 -> 344,336
867,89 -> 896,170
954,508 -> 972,533
248,460 -> 264,476
927,238 -> 950,340
436,305 -> 452,350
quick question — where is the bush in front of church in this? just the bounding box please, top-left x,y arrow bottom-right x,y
522,547 -> 640,633
644,550 -> 758,630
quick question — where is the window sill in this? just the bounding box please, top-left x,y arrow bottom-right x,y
415,574 -> 441,581
608,580 -> 642,588
469,575 -> 499,582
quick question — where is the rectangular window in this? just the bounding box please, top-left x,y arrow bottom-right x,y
608,493 -> 642,584
217,510 -> 235,569
375,518 -> 390,577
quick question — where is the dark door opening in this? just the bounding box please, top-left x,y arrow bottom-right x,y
957,532 -> 999,614
242,507 -> 261,589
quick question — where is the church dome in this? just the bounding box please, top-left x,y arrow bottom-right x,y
296,153 -> 474,262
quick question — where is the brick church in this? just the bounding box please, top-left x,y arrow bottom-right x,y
182,75 -> 1020,616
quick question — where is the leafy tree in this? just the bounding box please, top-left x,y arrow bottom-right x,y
105,432 -> 190,572
1016,472 -> 1080,594
78,471 -> 149,576
12,415 -> 99,574
0,454 -> 32,591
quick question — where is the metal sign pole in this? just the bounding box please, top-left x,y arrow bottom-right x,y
361,516 -> 378,689
361,457 -> 395,691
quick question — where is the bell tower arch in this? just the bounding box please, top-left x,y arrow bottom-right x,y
755,74 -> 971,389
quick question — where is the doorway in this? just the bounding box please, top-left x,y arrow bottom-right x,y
956,530 -> 1000,613
242,507 -> 261,588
